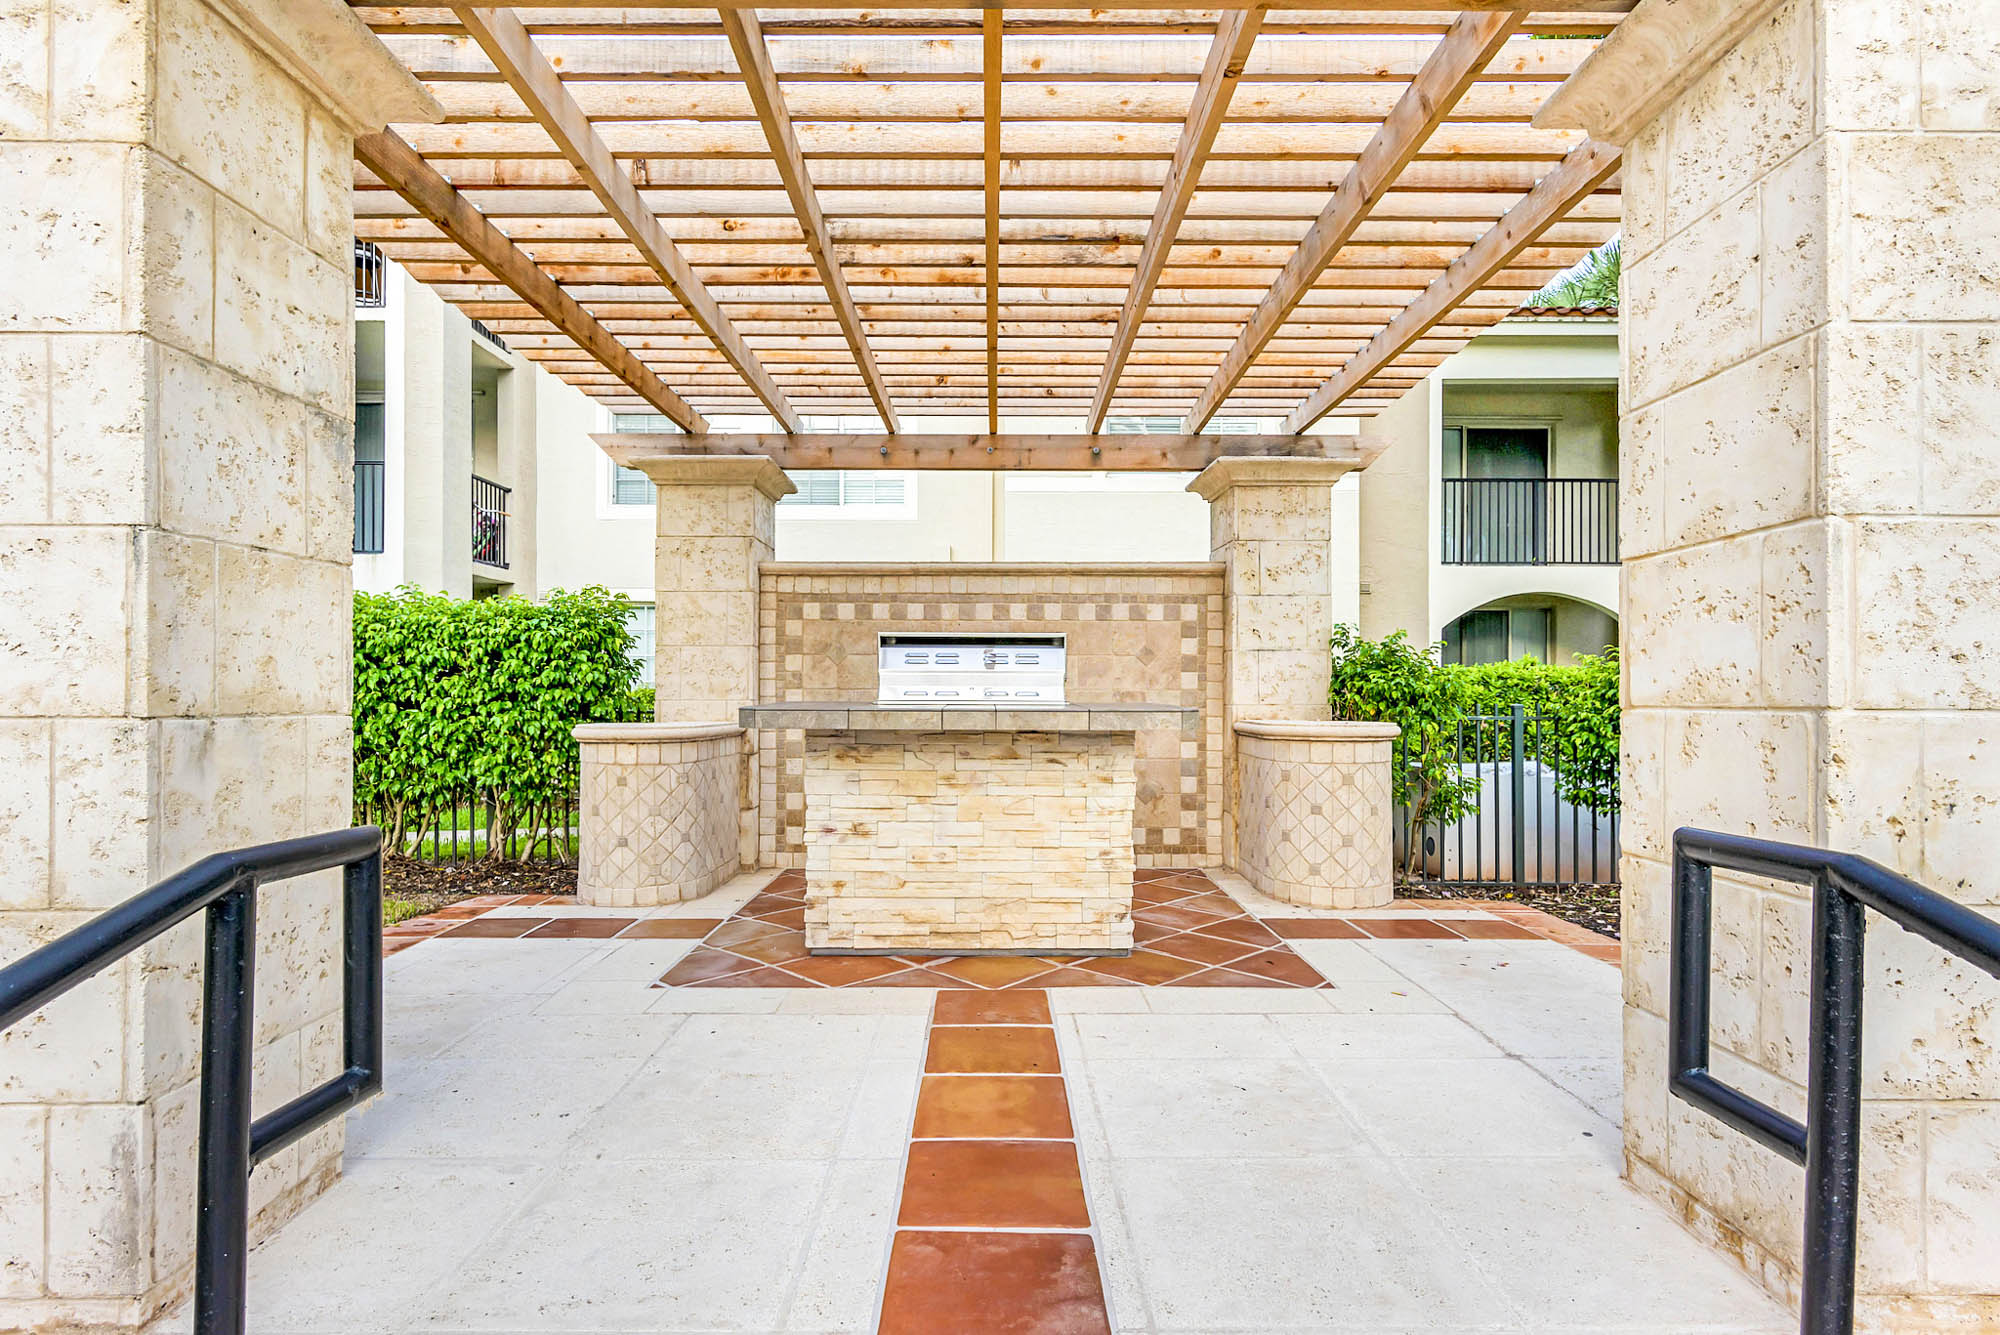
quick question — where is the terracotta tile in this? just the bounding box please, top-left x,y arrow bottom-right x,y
1132,917 -> 1184,945
1145,932 -> 1257,967
659,947 -> 763,985
912,1075 -> 1073,1139
739,894 -> 802,917
1168,966 -> 1290,988
381,940 -> 420,957
1026,966 -> 1142,987
724,930 -> 814,967
524,917 -> 636,940
616,918 -> 723,939
1076,952 -> 1205,986
1449,918 -> 1544,941
1352,918 -> 1465,940
1228,949 -> 1330,987
439,917 -> 548,939
879,1231 -> 1109,1335
865,967 -> 960,987
934,989 -> 1052,1025
519,894 -> 574,905
1175,892 -> 1246,918
928,956 -> 1058,989
1131,883 -> 1191,907
688,964 -> 813,987
427,904 -> 491,920
780,954 -> 911,986
1193,916 -> 1283,948
1578,942 -> 1623,963
753,904 -> 807,930
707,917 -> 793,951
1132,904 -> 1229,933
926,1025 -> 1062,1074
457,894 -> 522,907
1262,917 -> 1370,940
898,1140 -> 1090,1229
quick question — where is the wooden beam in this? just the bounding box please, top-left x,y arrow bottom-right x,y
596,432 -> 1370,472
451,5 -> 800,429
1283,139 -> 1623,431
719,6 -> 900,430
1183,9 -> 1523,431
1087,4 -> 1266,431
983,8 -> 1002,432
353,128 -> 708,433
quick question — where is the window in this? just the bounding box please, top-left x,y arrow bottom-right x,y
353,399 -> 385,554
1443,607 -> 1552,665
779,471 -> 914,516
608,412 -> 676,506
626,604 -> 655,683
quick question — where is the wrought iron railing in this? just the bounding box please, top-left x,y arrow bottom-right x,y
1670,828 -> 2000,1335
354,241 -> 385,308
1441,477 -> 1618,565
470,318 -> 509,352
353,458 -> 385,554
471,473 -> 510,568
0,828 -> 384,1335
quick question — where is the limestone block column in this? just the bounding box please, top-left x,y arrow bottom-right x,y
608,451 -> 794,863
0,3 -> 436,1329
1542,1 -> 2000,1322
1189,458 -> 1357,863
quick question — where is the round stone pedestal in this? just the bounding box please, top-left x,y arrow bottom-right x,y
573,722 -> 743,907
1234,720 -> 1399,908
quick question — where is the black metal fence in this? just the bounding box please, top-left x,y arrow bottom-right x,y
0,828 -> 384,1335
1441,477 -> 1618,565
1405,703 -> 1620,889
354,240 -> 385,307
1671,828 -> 2000,1335
353,459 -> 385,554
471,473 -> 510,568
370,791 -> 580,863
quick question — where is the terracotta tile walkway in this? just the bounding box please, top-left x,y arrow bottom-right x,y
880,989 -> 1112,1335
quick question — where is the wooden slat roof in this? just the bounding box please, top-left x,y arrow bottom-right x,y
355,2 -> 1627,429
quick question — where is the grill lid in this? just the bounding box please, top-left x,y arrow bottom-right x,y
877,633 -> 1066,705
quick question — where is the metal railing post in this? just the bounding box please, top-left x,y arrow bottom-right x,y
1508,704 -> 1527,885
194,883 -> 257,1335
1800,877 -> 1866,1335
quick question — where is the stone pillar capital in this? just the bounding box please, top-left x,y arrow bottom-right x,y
593,444 -> 797,501
206,0 -> 441,133
1185,455 -> 1355,501
1534,0 -> 1788,144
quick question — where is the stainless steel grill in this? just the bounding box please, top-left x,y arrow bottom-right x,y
876,633 -> 1066,705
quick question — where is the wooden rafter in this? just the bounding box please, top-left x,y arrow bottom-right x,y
720,6 -> 900,430
597,432 -> 1372,472
983,8 -> 1003,433
1183,9 -> 1524,431
354,128 -> 707,433
1284,139 -> 1623,431
1086,4 -> 1267,432
451,5 -> 800,429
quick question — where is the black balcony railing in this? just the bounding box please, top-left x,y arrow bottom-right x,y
0,828 -> 384,1335
354,241 -> 385,308
353,459 -> 385,554
1671,828 -> 2000,1335
472,473 -> 510,568
1441,477 -> 1617,565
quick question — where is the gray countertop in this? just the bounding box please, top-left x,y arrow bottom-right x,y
737,702 -> 1197,733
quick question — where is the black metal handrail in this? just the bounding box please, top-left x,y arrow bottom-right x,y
354,241 -> 385,308
471,473 -> 510,568
1670,828 -> 2000,1335
1441,476 -> 1617,565
0,828 -> 384,1335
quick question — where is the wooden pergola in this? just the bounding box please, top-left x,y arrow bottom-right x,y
352,1 -> 1627,466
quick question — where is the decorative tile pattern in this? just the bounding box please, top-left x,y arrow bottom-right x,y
756,565 -> 1225,868
576,731 -> 741,906
1235,730 -> 1395,908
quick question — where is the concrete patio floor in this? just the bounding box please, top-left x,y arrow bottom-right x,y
149,874 -> 1790,1334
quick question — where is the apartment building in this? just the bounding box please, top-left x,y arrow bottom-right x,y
354,247 -> 1616,669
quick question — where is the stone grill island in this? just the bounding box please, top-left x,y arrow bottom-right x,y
743,687 -> 1192,955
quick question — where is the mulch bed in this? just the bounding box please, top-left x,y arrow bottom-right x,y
382,853 -> 577,916
1401,880 -> 1620,940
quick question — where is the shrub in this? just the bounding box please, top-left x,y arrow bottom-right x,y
1443,649 -> 1620,814
353,586 -> 641,860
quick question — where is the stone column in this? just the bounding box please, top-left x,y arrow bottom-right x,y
1189,457 -> 1359,863
605,450 -> 794,863
0,2 -> 434,1329
1542,1 -> 2000,1322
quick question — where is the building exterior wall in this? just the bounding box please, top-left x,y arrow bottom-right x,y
1543,0 -> 2000,1321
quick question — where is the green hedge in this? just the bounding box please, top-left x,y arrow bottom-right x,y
353,586 -> 650,860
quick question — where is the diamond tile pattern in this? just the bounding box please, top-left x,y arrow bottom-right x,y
578,733 -> 740,907
1236,732 -> 1394,908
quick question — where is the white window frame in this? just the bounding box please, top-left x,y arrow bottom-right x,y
624,601 -> 656,684
777,470 -> 918,520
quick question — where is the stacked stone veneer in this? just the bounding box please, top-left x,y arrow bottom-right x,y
0,0 -> 434,1328
574,724 -> 742,906
758,565 -> 1224,868
803,730 -> 1137,954
1542,0 -> 2000,1322
1234,722 -> 1398,909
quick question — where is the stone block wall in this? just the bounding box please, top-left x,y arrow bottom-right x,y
1234,722 -> 1397,909
1544,0 -> 2000,1321
803,730 -> 1137,954
0,0 -> 432,1326
757,565 -> 1225,869
574,724 -> 743,907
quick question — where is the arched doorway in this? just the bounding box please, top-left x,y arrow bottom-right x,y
1440,593 -> 1618,666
